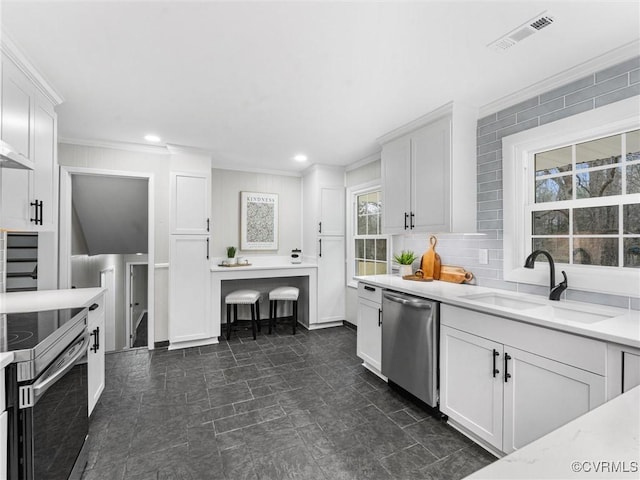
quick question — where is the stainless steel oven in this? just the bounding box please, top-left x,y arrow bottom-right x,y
3,307 -> 90,480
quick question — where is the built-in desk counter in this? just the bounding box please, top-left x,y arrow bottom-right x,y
211,259 -> 318,329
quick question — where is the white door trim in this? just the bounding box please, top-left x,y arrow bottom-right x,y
125,261 -> 148,348
59,166 -> 156,350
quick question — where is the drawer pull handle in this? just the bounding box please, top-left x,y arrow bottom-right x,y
504,353 -> 512,382
492,349 -> 500,378
364,285 -> 375,292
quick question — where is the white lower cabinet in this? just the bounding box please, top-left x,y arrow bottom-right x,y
440,304 -> 606,455
169,235 -> 212,346
87,296 -> 106,416
356,283 -> 383,376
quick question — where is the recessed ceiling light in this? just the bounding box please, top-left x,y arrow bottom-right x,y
293,154 -> 308,162
144,134 -> 161,142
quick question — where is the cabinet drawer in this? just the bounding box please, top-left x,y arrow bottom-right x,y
358,282 -> 382,304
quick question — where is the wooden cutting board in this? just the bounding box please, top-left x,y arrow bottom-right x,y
439,265 -> 474,283
420,235 -> 441,280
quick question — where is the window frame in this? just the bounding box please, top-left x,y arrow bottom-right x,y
346,180 -> 390,288
503,96 -> 640,297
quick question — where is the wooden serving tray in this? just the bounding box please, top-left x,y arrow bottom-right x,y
217,263 -> 253,267
402,274 -> 433,282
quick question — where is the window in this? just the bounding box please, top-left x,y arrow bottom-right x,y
529,129 -> 640,268
503,97 -> 640,297
347,183 -> 389,285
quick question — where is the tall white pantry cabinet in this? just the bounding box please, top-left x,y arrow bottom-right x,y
169,171 -> 217,349
303,165 -> 346,327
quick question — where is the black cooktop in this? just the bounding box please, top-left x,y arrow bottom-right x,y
2,308 -> 85,352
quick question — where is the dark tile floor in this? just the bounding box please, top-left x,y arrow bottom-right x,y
81,324 -> 496,480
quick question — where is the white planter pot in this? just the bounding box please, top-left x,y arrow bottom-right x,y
399,265 -> 413,276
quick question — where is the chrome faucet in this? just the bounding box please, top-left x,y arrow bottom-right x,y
524,250 -> 568,301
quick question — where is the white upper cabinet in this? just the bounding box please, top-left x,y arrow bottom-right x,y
379,102 -> 477,234
0,47 -> 60,232
170,171 -> 211,234
319,186 -> 345,236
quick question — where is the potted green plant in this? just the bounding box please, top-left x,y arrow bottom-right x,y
393,250 -> 417,276
226,246 -> 237,262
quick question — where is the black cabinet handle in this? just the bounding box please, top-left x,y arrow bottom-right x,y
207,218 -> 210,232
30,200 -> 39,224
90,327 -> 100,353
319,239 -> 322,258
206,238 -> 210,259
378,308 -> 382,327
318,221 -> 322,234
410,212 -> 415,229
38,200 -> 43,225
96,326 -> 100,351
404,212 -> 408,230
364,285 -> 375,292
89,303 -> 99,311
493,349 -> 500,377
504,353 -> 512,382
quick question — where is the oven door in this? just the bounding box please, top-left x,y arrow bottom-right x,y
17,332 -> 90,480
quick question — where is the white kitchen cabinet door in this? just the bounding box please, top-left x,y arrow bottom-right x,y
623,352 -> 640,393
87,297 -> 106,416
411,116 -> 451,232
356,297 -> 382,374
316,235 -> 345,323
319,187 -> 345,236
502,346 -> 606,454
170,172 -> 211,235
169,235 -> 212,344
381,135 -> 411,234
1,55 -> 33,161
440,326 -> 504,450
31,97 -> 57,231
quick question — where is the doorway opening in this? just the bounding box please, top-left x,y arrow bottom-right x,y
59,167 -> 155,352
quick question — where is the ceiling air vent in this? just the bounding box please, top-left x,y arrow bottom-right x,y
488,11 -> 555,53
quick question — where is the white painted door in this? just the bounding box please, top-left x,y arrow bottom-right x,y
411,116 -> 451,232
32,96 -> 57,231
381,135 -> 411,234
319,187 -> 345,236
356,298 -> 382,372
170,172 -> 210,234
0,56 -> 33,230
169,235 -> 212,343
316,235 -> 345,323
440,326 -> 504,450
502,346 -> 606,454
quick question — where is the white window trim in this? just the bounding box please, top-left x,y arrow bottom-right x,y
346,180 -> 389,288
503,96 -> 640,297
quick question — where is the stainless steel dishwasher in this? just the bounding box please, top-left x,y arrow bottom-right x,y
382,290 -> 439,408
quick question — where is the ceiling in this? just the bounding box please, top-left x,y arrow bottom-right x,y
1,1 -> 639,173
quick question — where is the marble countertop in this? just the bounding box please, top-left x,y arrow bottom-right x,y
211,262 -> 317,272
466,385 -> 640,479
0,287 -> 106,314
356,275 -> 640,348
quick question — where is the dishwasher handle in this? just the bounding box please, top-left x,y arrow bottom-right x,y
383,290 -> 434,309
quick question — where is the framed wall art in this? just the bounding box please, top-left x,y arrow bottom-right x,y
240,191 -> 279,250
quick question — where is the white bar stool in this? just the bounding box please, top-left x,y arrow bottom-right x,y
268,286 -> 299,335
225,289 -> 261,340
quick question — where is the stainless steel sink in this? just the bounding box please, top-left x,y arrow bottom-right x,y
460,293 -> 545,310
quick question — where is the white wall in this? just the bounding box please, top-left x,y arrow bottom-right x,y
71,253 -> 126,350
59,143 -> 170,343
211,168 -> 302,257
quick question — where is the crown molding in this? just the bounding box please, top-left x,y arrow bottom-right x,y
211,160 -> 303,178
479,39 -> 640,118
0,30 -> 64,105
345,151 -> 380,172
58,137 -> 171,155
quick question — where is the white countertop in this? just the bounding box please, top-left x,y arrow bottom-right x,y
356,275 -> 640,348
0,287 -> 106,314
466,385 -> 640,479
